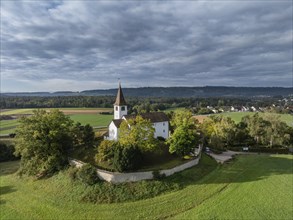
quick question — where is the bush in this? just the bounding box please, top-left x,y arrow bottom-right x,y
152,170 -> 166,180
76,164 -> 99,185
113,145 -> 142,172
96,140 -> 117,163
67,166 -> 79,181
157,136 -> 166,141
0,143 -> 19,162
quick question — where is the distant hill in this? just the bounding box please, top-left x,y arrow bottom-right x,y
1,86 -> 292,98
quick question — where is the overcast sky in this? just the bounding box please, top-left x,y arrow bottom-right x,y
1,0 -> 292,92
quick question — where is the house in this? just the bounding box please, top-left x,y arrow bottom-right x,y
106,83 -> 169,141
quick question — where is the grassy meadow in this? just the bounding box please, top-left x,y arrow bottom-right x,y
0,154 -> 292,219
194,112 -> 293,126
69,114 -> 113,127
0,108 -> 113,134
219,112 -> 293,125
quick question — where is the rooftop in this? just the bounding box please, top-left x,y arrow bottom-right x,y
124,112 -> 169,123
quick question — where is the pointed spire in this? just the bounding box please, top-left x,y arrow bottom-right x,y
114,82 -> 127,106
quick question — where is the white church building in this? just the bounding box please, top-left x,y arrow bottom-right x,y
106,83 -> 169,141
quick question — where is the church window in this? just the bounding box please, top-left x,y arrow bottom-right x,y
163,130 -> 165,133
163,123 -> 165,126
115,106 -> 118,111
121,106 -> 125,111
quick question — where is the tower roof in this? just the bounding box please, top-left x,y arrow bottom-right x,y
114,82 -> 127,106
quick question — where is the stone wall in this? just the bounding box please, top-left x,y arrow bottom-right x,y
69,145 -> 202,183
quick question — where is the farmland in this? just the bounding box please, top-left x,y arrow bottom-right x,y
0,108 -> 113,134
194,112 -> 292,126
0,154 -> 292,219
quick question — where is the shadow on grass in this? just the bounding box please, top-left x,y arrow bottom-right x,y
0,186 -> 17,205
0,160 -> 19,177
191,153 -> 293,185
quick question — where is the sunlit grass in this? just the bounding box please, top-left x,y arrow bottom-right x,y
1,154 -> 292,220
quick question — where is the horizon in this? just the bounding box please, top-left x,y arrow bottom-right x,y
1,1 -> 292,92
1,85 -> 292,94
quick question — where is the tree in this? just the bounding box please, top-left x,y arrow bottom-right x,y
167,110 -> 200,156
96,140 -> 117,163
263,114 -> 291,147
119,115 -> 156,152
200,115 -> 237,149
113,145 -> 142,172
14,109 -> 74,176
242,113 -> 268,145
72,122 -> 95,149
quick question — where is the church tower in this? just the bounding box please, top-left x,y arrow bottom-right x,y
114,82 -> 127,119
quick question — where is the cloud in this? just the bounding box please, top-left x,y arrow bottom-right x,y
1,0 -> 292,92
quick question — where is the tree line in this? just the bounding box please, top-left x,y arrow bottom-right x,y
1,95 -> 290,114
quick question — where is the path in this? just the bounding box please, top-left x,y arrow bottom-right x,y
207,150 -> 254,163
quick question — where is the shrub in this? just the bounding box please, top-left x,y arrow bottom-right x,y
113,145 -> 142,172
96,140 -> 116,163
157,136 -> 165,141
76,164 -> 99,185
0,143 -> 18,162
67,166 -> 79,181
152,170 -> 166,180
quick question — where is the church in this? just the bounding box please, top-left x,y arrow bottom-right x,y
106,83 -> 169,141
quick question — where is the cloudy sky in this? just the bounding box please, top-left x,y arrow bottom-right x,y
1,0 -> 292,92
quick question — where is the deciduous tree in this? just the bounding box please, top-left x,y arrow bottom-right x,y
15,109 -> 73,176
119,115 -> 156,152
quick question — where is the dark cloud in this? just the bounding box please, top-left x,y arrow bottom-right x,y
1,0 -> 292,92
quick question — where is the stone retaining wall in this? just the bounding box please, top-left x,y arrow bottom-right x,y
69,145 -> 202,183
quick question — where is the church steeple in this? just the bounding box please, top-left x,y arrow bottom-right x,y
113,82 -> 127,119
114,82 -> 127,106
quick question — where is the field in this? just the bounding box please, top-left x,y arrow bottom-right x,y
0,108 -> 113,134
0,154 -> 292,219
194,112 -> 293,126
220,112 -> 293,125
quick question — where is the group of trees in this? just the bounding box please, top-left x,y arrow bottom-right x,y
14,110 -> 95,177
201,113 -> 293,150
96,116 -> 155,172
10,108 -> 292,176
96,110 -> 201,172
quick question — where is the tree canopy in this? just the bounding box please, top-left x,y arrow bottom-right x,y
119,115 -> 156,152
167,110 -> 200,156
15,110 -> 80,176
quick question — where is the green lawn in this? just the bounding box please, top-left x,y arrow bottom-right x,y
0,108 -> 114,134
218,112 -> 293,126
1,154 -> 292,219
69,114 -> 113,127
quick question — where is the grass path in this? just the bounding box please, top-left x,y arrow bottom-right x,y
1,154 -> 292,219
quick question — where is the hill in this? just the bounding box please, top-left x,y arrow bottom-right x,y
1,154 -> 292,219
2,86 -> 292,97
